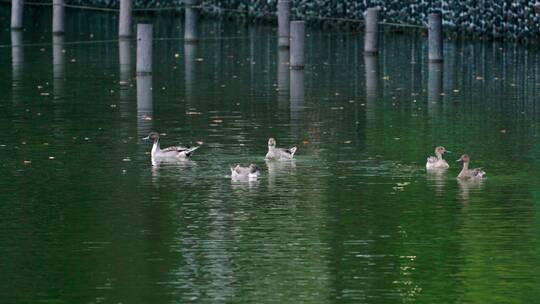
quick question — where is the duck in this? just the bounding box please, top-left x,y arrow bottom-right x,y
143,132 -> 200,160
457,154 -> 485,180
265,137 -> 297,160
426,146 -> 450,169
230,164 -> 260,179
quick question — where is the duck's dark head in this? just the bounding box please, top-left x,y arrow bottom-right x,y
249,164 -> 258,173
143,132 -> 160,142
435,146 -> 448,155
457,154 -> 470,163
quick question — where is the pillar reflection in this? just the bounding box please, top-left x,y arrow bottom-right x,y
137,75 -> 153,137
290,69 -> 304,128
277,48 -> 290,110
53,34 -> 65,101
11,30 -> 24,91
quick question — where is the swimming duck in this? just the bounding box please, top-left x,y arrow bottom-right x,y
457,154 -> 485,180
265,138 -> 297,160
230,164 -> 260,179
426,146 -> 450,169
143,132 -> 200,159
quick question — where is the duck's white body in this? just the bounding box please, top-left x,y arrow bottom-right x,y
426,146 -> 449,170
426,156 -> 449,170
144,132 -> 200,162
265,138 -> 297,160
151,141 -> 199,159
230,164 -> 260,179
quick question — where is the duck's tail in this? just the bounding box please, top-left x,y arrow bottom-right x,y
184,145 -> 200,158
288,146 -> 298,158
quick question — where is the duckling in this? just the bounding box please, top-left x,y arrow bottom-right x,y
230,164 -> 260,179
143,132 -> 200,160
426,146 -> 450,169
457,154 -> 485,180
265,137 -> 297,160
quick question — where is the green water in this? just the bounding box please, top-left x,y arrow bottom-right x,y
1,5 -> 540,304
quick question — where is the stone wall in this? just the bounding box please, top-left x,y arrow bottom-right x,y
63,0 -> 540,41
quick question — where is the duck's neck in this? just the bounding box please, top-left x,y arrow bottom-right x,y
152,139 -> 160,154
436,152 -> 443,160
462,161 -> 469,170
268,145 -> 275,151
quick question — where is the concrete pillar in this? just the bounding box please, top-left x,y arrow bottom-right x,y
289,21 -> 305,69
277,0 -> 291,48
136,24 -> 153,75
119,0 -> 132,37
53,0 -> 65,34
11,0 -> 23,30
428,13 -> 443,62
364,7 -> 379,55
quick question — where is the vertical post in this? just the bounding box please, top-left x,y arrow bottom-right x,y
277,0 -> 290,48
119,0 -> 132,37
52,0 -> 65,34
184,5 -> 199,43
364,7 -> 379,55
11,0 -> 23,30
428,12 -> 443,62
289,21 -> 305,69
136,24 -> 152,75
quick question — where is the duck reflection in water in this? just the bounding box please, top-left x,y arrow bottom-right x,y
457,178 -> 484,202
426,169 -> 447,196
266,159 -> 296,189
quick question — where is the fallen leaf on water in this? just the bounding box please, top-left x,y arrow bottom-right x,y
23,160 -> 31,165
212,119 -> 224,123
500,129 -> 507,134
49,156 -> 55,160
344,140 -> 352,144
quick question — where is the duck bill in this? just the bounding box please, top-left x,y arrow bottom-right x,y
142,136 -> 150,140
456,158 -> 462,162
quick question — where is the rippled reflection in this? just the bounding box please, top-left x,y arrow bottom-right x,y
11,30 -> 23,94
290,69 -> 304,133
137,75 -> 153,137
53,34 -> 65,100
428,62 -> 443,116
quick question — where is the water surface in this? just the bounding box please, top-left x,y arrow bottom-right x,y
1,5 -> 540,304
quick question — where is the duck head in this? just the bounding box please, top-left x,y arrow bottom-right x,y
435,146 -> 449,155
457,154 -> 470,163
143,132 -> 160,142
249,164 -> 259,173
268,138 -> 276,148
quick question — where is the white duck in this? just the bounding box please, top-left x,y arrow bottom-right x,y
230,164 -> 261,179
143,132 -> 200,160
457,154 -> 485,180
426,146 -> 450,170
265,138 -> 297,160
